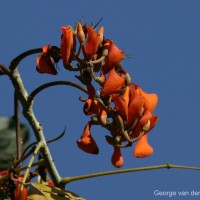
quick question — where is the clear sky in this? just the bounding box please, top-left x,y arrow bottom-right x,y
1,0 -> 200,199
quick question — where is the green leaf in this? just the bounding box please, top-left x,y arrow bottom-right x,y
0,116 -> 30,170
28,183 -> 86,200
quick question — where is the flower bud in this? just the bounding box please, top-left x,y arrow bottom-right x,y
77,22 -> 85,44
98,26 -> 104,44
111,146 -> 124,168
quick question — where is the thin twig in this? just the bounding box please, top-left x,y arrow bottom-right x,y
29,80 -> 88,99
61,163 -> 200,185
19,142 -> 44,198
15,127 -> 66,173
22,142 -> 44,182
14,91 -> 21,161
9,48 -> 42,71
0,64 -> 11,75
17,159 -> 45,173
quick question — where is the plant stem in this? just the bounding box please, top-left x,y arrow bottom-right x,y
3,66 -> 62,186
61,163 -> 200,185
9,48 -> 42,71
17,159 -> 44,172
29,80 -> 88,99
19,142 -> 44,200
14,91 -> 22,161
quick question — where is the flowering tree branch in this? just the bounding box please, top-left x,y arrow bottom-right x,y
0,19 -> 185,200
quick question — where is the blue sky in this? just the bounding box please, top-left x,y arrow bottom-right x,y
1,0 -> 200,199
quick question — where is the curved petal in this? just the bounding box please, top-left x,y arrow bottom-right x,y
127,89 -> 145,128
60,26 -> 74,64
132,84 -> 158,112
130,110 -> 152,138
102,39 -> 124,74
85,26 -> 101,60
76,122 -> 99,154
111,146 -> 124,168
139,91 -> 158,112
133,133 -> 153,158
36,46 -> 57,75
100,68 -> 125,97
77,136 -> 99,154
83,99 -> 100,115
112,86 -> 130,121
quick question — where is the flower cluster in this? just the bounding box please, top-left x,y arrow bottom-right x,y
36,21 -> 158,168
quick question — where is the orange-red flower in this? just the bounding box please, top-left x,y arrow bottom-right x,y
36,46 -> 58,75
131,83 -> 158,112
111,146 -> 124,168
85,26 -> 103,60
77,121 -> 99,154
100,68 -> 125,97
126,88 -> 145,128
110,83 -> 158,161
133,133 -> 153,158
101,39 -> 124,74
127,85 -> 158,158
60,26 -> 74,65
126,84 -> 158,130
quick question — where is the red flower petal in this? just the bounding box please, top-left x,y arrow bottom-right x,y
36,46 -> 58,75
130,110 -> 152,138
100,68 -> 125,97
60,26 -> 74,64
101,39 -> 124,74
112,86 -> 130,121
83,99 -> 100,115
111,146 -> 124,168
133,133 -> 153,158
77,122 -> 99,154
131,83 -> 158,112
85,26 -> 101,60
127,89 -> 145,128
